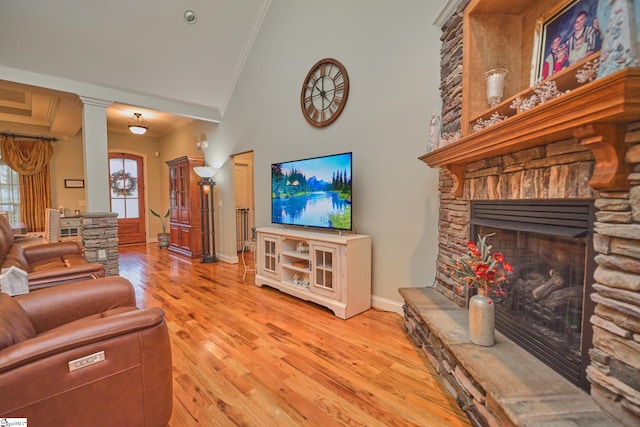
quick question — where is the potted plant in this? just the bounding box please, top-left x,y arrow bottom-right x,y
150,208 -> 171,248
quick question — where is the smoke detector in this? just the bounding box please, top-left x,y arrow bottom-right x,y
184,10 -> 197,24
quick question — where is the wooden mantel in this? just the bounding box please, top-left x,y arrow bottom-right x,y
420,68 -> 640,197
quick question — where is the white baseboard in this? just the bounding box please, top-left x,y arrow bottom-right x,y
216,253 -> 238,264
371,295 -> 404,316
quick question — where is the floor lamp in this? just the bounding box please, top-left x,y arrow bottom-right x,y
194,166 -> 218,263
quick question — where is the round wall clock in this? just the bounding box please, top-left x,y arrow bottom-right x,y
300,58 -> 349,127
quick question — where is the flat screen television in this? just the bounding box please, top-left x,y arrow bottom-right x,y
271,152 -> 352,231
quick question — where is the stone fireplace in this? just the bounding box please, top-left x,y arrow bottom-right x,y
470,200 -> 596,390
401,124 -> 640,425
398,1 -> 640,425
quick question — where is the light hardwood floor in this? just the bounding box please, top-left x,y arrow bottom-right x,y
118,244 -> 471,427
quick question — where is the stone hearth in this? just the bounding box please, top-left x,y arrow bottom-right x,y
399,287 -> 615,426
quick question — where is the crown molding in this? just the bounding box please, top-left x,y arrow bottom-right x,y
434,0 -> 464,28
220,0 -> 272,117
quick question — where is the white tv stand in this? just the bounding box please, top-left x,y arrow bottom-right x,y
255,227 -> 371,319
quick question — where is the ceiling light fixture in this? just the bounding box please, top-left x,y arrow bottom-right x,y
128,113 -> 148,135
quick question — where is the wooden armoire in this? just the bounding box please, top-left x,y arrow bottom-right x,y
166,156 -> 204,258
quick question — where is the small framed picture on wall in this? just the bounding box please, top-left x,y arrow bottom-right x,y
64,179 -> 85,188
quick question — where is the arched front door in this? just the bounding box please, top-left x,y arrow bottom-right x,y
109,153 -> 146,245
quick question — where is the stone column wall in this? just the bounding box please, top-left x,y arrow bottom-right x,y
436,0 -> 470,307
587,121 -> 640,425
439,0 -> 468,135
436,168 -> 469,307
81,212 -> 119,276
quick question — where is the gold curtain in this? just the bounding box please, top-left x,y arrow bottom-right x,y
0,136 -> 53,231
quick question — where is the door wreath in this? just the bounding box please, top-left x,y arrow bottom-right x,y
110,170 -> 137,197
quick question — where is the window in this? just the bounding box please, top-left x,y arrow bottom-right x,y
0,158 -> 20,223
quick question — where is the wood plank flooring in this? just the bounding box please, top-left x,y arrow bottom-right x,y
118,244 -> 471,427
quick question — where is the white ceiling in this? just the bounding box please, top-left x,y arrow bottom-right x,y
0,0 -> 271,139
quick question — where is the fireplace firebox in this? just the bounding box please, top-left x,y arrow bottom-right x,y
470,200 -> 596,390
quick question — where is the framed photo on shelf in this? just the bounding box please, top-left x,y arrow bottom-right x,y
530,0 -> 601,85
64,179 -> 84,188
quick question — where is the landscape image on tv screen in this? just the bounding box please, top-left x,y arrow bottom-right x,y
271,152 -> 352,231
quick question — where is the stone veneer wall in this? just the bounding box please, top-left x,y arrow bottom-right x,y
436,139 -> 597,305
81,212 -> 119,276
436,0 -> 469,308
588,121 -> 640,425
439,0 -> 468,136
419,2 -> 640,425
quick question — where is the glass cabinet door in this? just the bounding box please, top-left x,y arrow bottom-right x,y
264,239 -> 276,272
260,235 -> 280,279
178,164 -> 188,208
310,243 -> 340,299
169,167 -> 177,208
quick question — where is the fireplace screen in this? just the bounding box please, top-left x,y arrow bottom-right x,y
470,200 -> 595,389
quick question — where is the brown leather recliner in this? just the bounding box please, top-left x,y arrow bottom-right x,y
0,215 -> 105,290
0,277 -> 173,426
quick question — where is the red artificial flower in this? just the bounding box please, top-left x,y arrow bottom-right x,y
455,234 -> 512,296
475,263 -> 489,277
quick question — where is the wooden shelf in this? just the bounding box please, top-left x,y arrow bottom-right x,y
471,53 -> 600,125
420,68 -> 640,196
461,0 -> 561,132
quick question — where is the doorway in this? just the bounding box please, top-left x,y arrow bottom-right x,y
109,153 -> 146,244
233,151 -> 255,251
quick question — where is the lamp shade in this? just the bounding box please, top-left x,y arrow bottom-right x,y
193,166 -> 217,179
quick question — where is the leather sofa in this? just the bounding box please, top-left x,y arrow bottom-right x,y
0,276 -> 173,426
0,214 -> 105,290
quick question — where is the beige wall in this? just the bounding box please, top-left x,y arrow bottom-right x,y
50,134 -> 85,217
48,127 -> 201,240
155,121 -> 220,243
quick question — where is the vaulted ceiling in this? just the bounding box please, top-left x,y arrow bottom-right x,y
0,0 -> 271,139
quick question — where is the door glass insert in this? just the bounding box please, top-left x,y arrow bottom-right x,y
109,157 -> 141,219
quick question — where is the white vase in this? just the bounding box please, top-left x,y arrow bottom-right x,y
469,289 -> 495,346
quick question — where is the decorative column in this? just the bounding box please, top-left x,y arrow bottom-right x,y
79,96 -> 112,212
81,212 -> 119,276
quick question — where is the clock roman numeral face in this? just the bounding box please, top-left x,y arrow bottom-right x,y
300,58 -> 349,127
